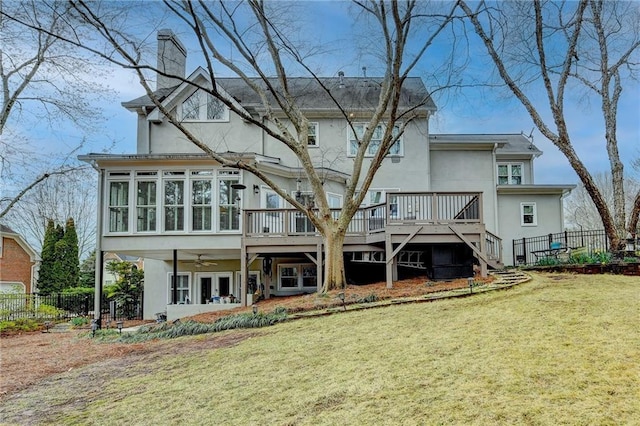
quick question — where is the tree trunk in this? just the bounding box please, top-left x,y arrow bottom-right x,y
322,227 -> 347,292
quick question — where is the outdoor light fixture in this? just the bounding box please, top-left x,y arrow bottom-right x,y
468,277 -> 474,294
44,321 -> 52,333
116,321 -> 124,334
91,320 -> 98,337
338,292 -> 346,311
253,184 -> 260,195
252,304 -> 258,315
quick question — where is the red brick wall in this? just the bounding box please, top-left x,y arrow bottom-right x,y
0,236 -> 35,293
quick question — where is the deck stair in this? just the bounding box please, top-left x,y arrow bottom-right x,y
490,269 -> 530,286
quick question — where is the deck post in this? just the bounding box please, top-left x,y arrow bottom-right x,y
385,232 -> 394,288
316,242 -> 323,293
241,244 -> 248,307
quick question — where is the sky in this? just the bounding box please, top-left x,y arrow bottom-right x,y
6,0 -> 640,194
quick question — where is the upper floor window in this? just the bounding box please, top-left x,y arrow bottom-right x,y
108,181 -> 129,232
136,180 -> 157,232
307,122 -> 319,147
498,163 -> 523,185
182,90 -> 228,121
218,175 -> 240,231
348,123 -> 402,157
164,175 -> 185,231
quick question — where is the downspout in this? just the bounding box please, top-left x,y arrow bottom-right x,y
492,143 -> 499,236
260,115 -> 266,155
93,164 -> 105,328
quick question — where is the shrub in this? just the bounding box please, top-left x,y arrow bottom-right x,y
71,317 -> 90,327
0,318 -> 41,333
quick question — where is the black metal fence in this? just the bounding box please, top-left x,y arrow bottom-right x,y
0,292 -> 143,322
513,229 -> 610,266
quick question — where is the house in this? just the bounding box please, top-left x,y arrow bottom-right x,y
0,224 -> 40,293
80,30 -> 574,321
103,253 -> 144,287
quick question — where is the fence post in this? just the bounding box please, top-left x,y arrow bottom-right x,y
548,233 -> 553,246
564,230 -> 568,246
522,237 -> 527,265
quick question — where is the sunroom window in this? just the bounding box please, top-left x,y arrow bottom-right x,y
218,177 -> 240,231
192,179 -> 212,231
164,178 -> 185,231
108,181 -> 129,232
136,181 -> 156,232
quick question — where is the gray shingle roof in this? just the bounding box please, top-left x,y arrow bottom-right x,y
122,76 -> 436,113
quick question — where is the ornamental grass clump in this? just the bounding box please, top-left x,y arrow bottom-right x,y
114,311 -> 289,343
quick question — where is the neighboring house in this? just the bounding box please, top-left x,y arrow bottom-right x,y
80,30 -> 574,320
0,224 -> 40,293
103,252 -> 144,287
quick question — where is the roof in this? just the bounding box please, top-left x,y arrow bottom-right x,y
122,74 -> 436,115
429,133 -> 542,156
0,224 -> 40,261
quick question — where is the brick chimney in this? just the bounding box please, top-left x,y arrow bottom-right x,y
156,29 -> 186,90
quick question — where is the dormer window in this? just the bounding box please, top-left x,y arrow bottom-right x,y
497,163 -> 523,185
181,89 -> 228,121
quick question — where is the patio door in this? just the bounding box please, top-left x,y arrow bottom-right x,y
197,272 -> 233,302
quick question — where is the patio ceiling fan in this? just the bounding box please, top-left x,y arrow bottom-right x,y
193,254 -> 217,268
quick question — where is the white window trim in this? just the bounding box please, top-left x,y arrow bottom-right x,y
326,192 -> 343,209
497,162 -> 524,185
190,177 -> 214,233
168,272 -> 191,304
277,263 -> 317,290
217,175 -> 242,233
134,179 -> 159,233
307,122 -> 319,147
347,122 -> 403,158
520,202 -> 537,226
162,174 -> 187,234
106,176 -> 131,234
235,270 -> 261,299
180,89 -> 230,122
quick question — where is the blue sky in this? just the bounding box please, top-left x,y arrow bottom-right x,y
9,0 -> 640,190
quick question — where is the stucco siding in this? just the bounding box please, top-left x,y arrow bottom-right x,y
498,194 -> 565,265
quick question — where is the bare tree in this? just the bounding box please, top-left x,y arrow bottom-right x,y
21,0 -> 459,291
565,172 -> 640,232
3,168 -> 97,259
0,0 -> 113,218
458,0 -> 640,250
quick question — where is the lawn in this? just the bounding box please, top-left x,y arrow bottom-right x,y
1,272 -> 638,425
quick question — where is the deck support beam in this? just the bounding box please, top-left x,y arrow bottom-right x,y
449,225 -> 488,277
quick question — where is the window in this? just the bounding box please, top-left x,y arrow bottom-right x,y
181,90 -> 228,121
280,266 -> 298,288
192,179 -> 212,231
108,181 -> 129,232
498,163 -> 523,185
164,177 -> 185,231
168,273 -> 190,304
218,176 -> 240,231
367,189 -> 399,218
307,122 -> 319,147
278,264 -> 318,290
348,123 -> 402,157
327,193 -> 343,208
521,203 -> 537,226
136,181 -> 156,232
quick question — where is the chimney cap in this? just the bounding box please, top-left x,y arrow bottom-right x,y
157,29 -> 187,56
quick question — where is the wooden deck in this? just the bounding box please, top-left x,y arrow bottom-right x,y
239,192 -> 503,295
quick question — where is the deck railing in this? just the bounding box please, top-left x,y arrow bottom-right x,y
244,192 -> 483,237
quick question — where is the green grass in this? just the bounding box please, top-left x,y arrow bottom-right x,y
13,273 -> 640,425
